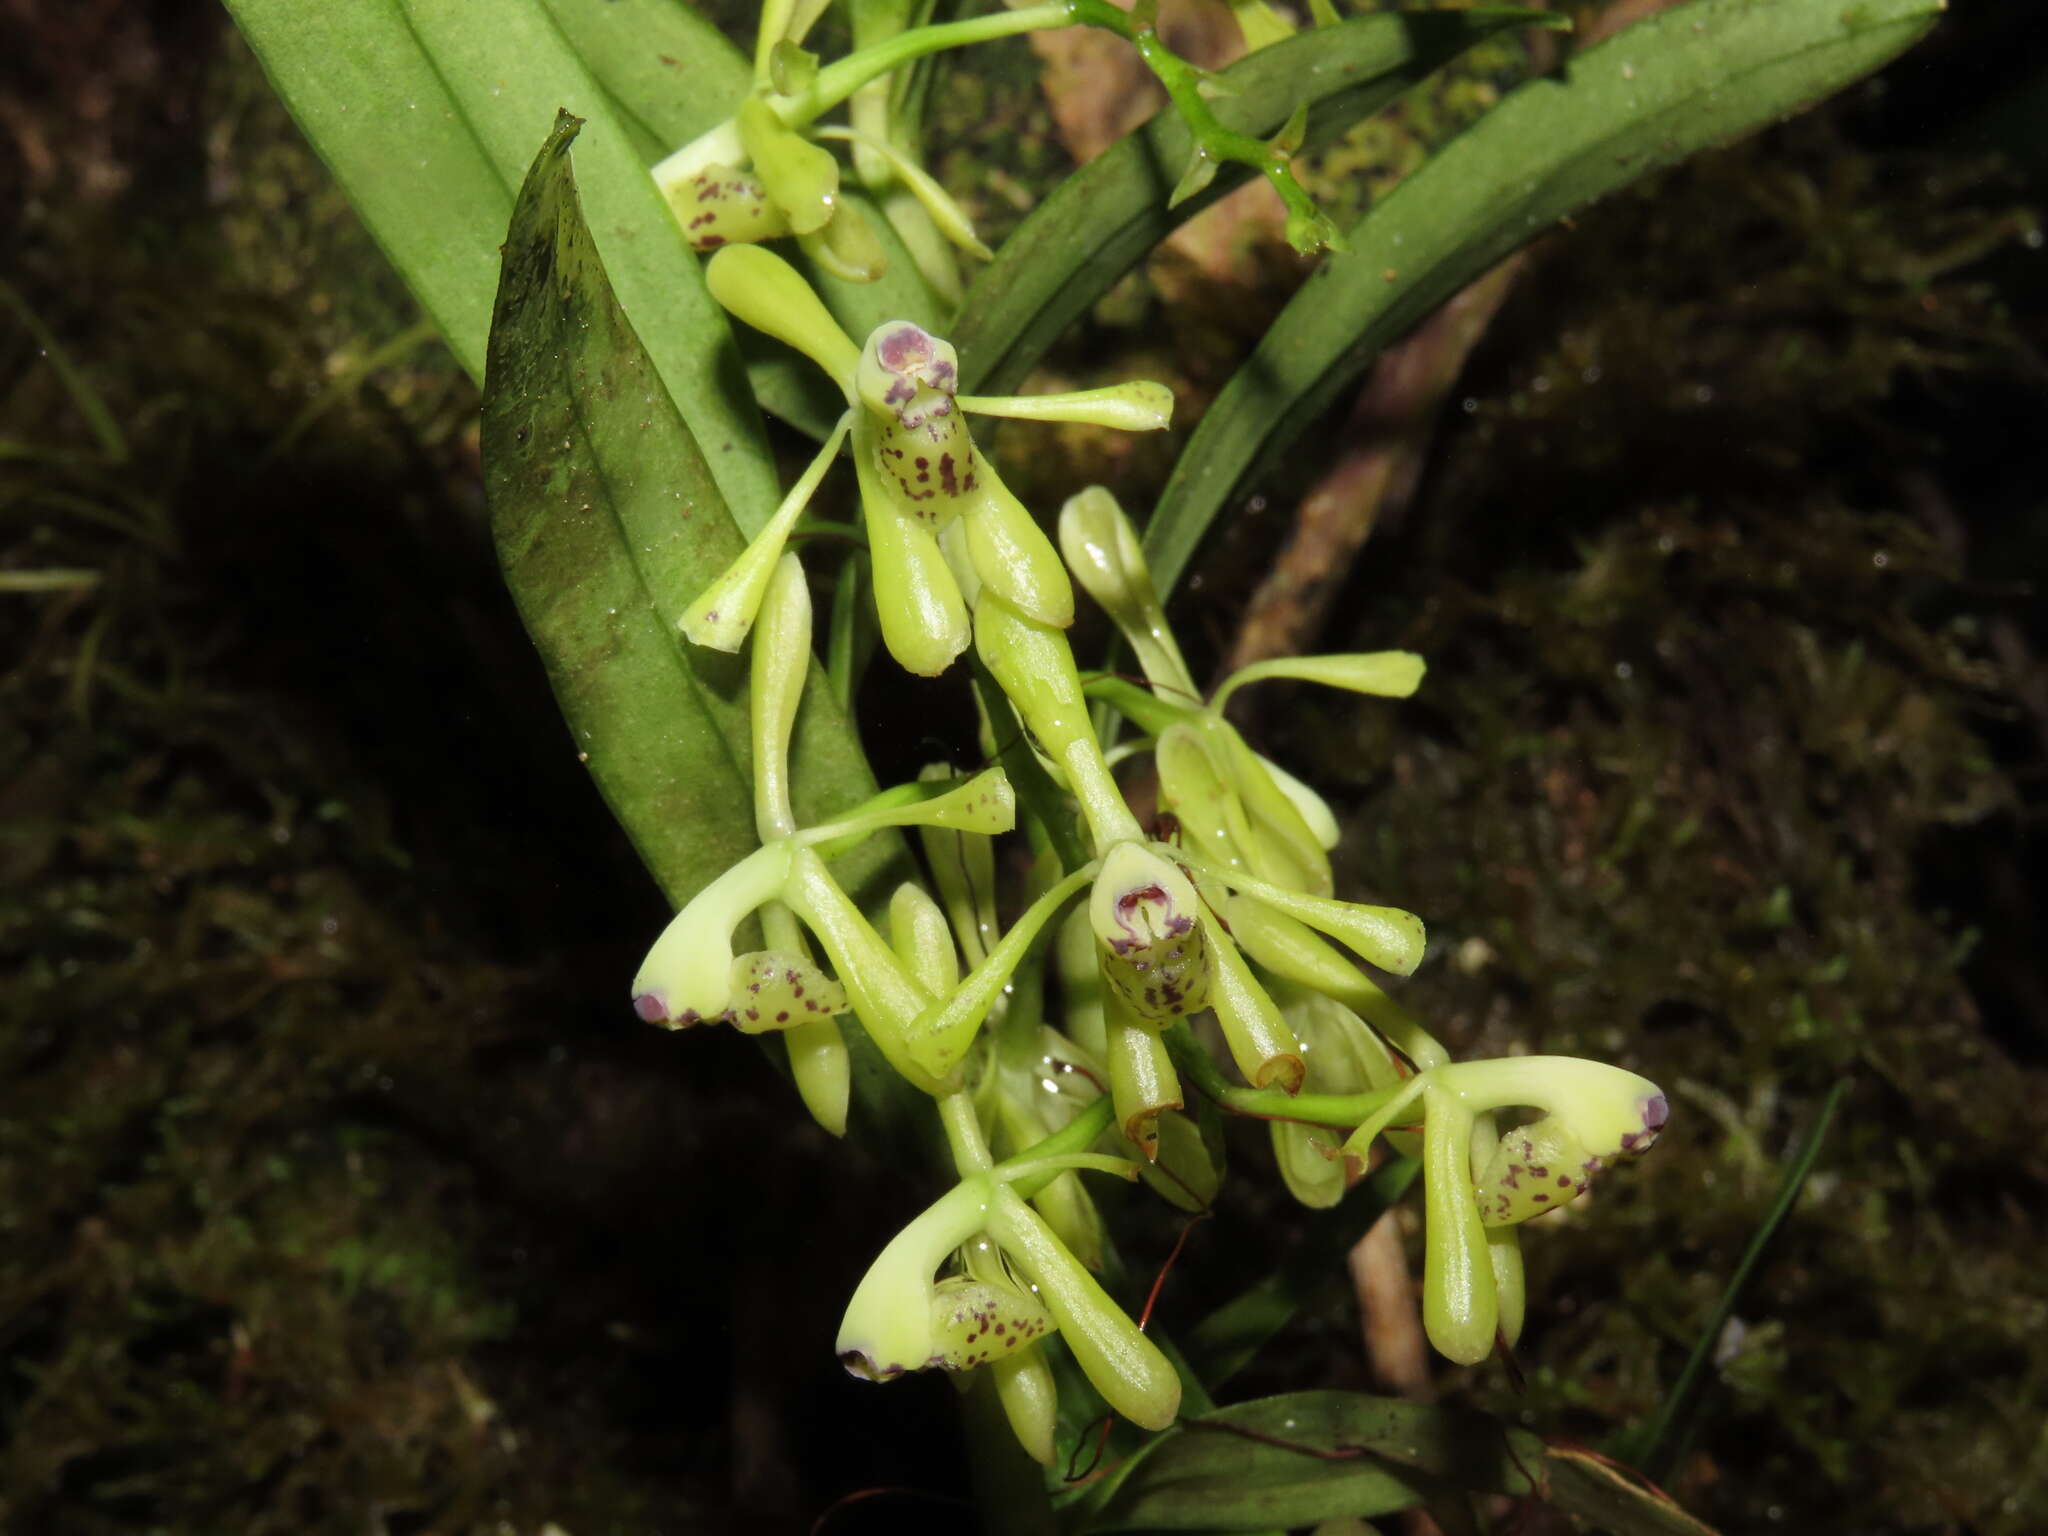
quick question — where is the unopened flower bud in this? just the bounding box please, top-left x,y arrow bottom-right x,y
1058,486 -> 1193,697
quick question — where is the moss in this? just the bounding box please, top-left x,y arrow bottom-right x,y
1245,112 -> 2048,1536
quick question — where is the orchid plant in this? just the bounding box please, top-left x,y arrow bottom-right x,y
226,0 -> 1941,1522
630,242 -> 1669,1454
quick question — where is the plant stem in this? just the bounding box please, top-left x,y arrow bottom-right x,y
1163,1020 -> 1400,1128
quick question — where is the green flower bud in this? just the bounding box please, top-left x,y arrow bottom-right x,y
727,949 -> 848,1033
854,423 -> 971,675
889,881 -> 959,998
1057,486 -> 1195,698
1090,841 -> 1210,1022
738,96 -> 839,236
1420,1083 -> 1497,1366
990,1345 -> 1058,1466
929,1274 -> 1055,1369
961,458 -> 1073,629
666,164 -> 794,251
704,246 -> 860,391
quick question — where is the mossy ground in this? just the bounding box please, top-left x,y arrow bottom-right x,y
3,3 -> 2045,1534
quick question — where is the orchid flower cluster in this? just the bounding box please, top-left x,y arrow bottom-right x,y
650,0 -> 1347,293
625,241 -> 1666,1460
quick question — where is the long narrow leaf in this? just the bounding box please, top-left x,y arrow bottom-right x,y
1073,1390 -> 1540,1532
951,9 -> 1561,395
538,0 -> 752,150
1142,0 -> 1942,596
482,112 -> 894,916
227,0 -> 781,525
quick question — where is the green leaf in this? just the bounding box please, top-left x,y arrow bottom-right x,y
481,111 -> 894,919
950,9 -> 1558,395
1544,1445 -> 1723,1536
225,0 -> 779,524
1072,1391 -> 1540,1532
1142,0 -> 1942,596
536,0 -> 753,152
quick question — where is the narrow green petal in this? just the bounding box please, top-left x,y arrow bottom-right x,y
963,458 -> 1074,629
1181,848 -> 1426,978
1105,994 -> 1181,1157
704,245 -> 860,391
987,1185 -> 1181,1431
1059,487 -> 1196,699
1421,1085 -> 1496,1365
958,380 -> 1173,432
814,124 -> 993,259
1211,650 -> 1427,714
682,412 -> 851,655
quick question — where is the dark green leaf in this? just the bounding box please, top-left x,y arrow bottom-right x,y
225,0 -> 780,523
482,112 -> 893,915
951,9 -> 1559,395
1142,0 -> 1943,597
1074,1391 -> 1540,1532
1544,1445 -> 1723,1536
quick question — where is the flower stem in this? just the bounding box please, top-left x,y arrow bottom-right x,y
1163,1021 -> 1400,1129
1069,0 -> 1343,254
